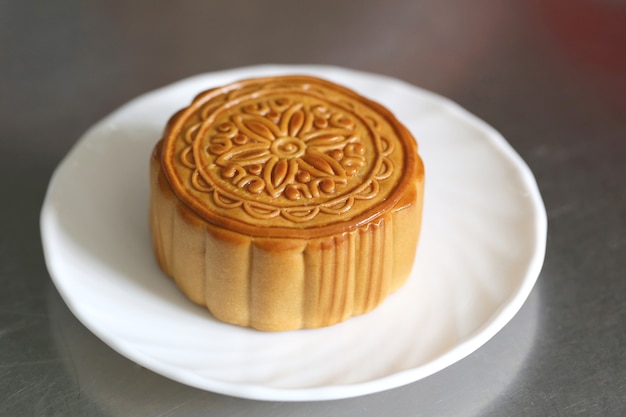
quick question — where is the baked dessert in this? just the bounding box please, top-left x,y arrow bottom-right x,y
150,75 -> 424,331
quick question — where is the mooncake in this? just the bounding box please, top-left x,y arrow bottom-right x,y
150,75 -> 424,331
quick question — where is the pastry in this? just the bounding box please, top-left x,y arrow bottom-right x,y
150,75 -> 424,331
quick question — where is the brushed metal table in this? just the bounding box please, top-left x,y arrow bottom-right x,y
1,1 -> 625,415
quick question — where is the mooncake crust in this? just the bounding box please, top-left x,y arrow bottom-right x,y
150,75 -> 424,330
160,75 -> 419,238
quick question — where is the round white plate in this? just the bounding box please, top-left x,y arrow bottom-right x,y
41,65 -> 547,402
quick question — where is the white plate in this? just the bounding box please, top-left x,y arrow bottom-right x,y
40,65 -> 547,402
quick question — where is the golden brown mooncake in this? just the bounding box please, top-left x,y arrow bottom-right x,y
150,75 -> 424,331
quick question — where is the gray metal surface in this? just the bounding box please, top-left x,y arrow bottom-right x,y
1,0 -> 625,415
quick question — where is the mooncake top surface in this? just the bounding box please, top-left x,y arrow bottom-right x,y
161,75 -> 421,238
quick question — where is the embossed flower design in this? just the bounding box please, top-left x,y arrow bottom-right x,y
208,98 -> 366,200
